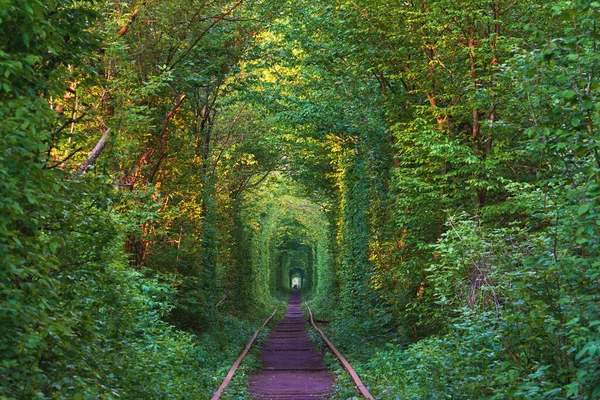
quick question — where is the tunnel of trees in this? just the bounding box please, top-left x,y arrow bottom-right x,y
1,0 -> 599,398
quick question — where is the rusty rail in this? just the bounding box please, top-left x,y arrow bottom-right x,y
303,298 -> 375,400
210,308 -> 278,400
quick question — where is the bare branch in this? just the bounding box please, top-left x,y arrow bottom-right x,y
78,128 -> 112,174
45,147 -> 84,169
118,9 -> 138,37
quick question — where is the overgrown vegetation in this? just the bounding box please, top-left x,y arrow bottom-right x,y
1,0 -> 599,398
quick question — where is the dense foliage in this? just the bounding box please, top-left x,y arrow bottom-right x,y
1,0 -> 280,397
1,0 -> 599,398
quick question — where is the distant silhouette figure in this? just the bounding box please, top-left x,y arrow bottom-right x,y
293,284 -> 298,289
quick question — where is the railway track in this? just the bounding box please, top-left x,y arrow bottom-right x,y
211,291 -> 374,400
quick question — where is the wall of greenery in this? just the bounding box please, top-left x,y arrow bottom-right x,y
260,0 -> 600,398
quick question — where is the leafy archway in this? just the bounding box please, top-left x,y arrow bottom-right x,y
239,177 -> 335,307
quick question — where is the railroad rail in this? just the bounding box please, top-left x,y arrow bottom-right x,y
303,297 -> 375,400
210,308 -> 277,400
211,293 -> 374,400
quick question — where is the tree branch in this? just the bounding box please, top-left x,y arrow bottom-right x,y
169,0 -> 245,69
118,9 -> 138,37
78,128 -> 112,174
45,147 -> 84,169
147,94 -> 188,183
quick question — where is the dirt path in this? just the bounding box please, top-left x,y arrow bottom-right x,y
248,291 -> 334,399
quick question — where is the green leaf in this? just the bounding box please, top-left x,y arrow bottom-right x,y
564,90 -> 577,99
578,204 -> 589,215
566,382 -> 579,397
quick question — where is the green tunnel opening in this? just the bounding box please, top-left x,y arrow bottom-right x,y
237,179 -> 335,307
